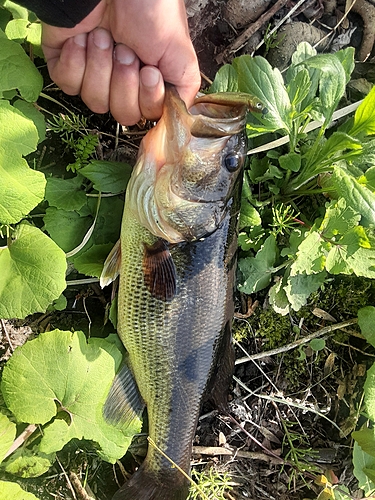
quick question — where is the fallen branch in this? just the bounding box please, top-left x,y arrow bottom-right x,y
235,318 -> 358,365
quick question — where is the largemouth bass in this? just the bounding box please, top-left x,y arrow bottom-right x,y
101,85 -> 265,500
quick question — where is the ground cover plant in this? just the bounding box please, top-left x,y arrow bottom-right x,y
1,2 -> 375,499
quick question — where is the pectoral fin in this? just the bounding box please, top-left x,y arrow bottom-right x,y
104,363 -> 145,429
142,239 -> 177,301
100,239 -> 121,288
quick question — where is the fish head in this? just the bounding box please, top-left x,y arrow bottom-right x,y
128,85 -> 264,243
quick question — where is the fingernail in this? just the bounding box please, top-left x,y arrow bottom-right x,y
114,44 -> 136,65
74,33 -> 87,48
93,28 -> 111,50
141,66 -> 160,88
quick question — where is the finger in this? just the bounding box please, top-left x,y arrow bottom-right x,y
80,27 -> 114,114
139,66 -> 165,121
43,34 -> 88,95
110,44 -> 141,125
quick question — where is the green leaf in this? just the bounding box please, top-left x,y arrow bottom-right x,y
285,271 -> 326,311
0,412 -> 16,464
2,1 -> 30,19
4,18 -> 28,40
320,198 -> 361,239
233,55 -> 291,133
3,448 -> 54,478
358,306 -> 375,348
364,363 -> 375,422
309,338 -> 325,351
352,441 -> 375,496
326,227 -> 375,278
334,47 -> 355,83
279,152 -> 301,172
209,64 -> 239,93
73,243 -> 114,278
44,207 -> 93,253
286,68 -> 311,109
13,99 -> 45,143
312,132 -> 362,169
45,176 -> 87,211
0,101 -> 45,224
292,231 -> 327,274
238,234 -> 277,293
0,480 -> 39,500
0,34 -> 42,101
301,53 -> 347,124
239,200 -> 261,229
353,428 -> 375,458
0,223 -> 67,318
80,160 -> 132,194
332,166 -> 375,226
349,85 -> 375,137
269,277 -> 290,316
1,330 -> 141,463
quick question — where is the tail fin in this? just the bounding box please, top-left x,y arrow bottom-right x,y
112,463 -> 190,500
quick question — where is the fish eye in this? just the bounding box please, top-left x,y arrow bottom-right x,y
224,152 -> 243,172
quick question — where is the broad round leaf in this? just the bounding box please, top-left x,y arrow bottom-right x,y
0,223 -> 67,318
0,101 -> 45,225
0,412 -> 16,464
1,330 -> 141,463
0,481 -> 39,500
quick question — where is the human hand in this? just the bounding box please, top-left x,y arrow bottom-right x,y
41,0 -> 201,125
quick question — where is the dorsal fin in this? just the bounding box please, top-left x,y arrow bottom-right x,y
142,239 -> 177,302
103,363 -> 144,429
100,239 -> 121,288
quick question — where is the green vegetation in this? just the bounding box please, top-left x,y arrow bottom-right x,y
0,2 -> 375,499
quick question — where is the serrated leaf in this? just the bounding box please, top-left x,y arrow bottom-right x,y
287,68 -> 311,108
0,412 -> 16,464
74,243 -> 114,278
238,234 -> 277,293
3,448 -> 54,478
292,231 -> 327,274
0,223 -> 67,318
326,227 -> 375,278
0,35 -> 42,101
233,55 -> 291,133
352,441 -> 375,496
0,480 -> 39,500
279,152 -> 301,172
350,85 -> 375,137
209,64 -> 239,93
358,306 -> 375,348
80,160 -> 132,194
45,176 -> 87,211
302,53 -> 347,124
0,101 -> 45,224
332,166 -> 375,226
285,271 -> 326,311
1,330 -> 141,463
320,198 -> 361,239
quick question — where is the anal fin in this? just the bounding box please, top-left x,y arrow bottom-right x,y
143,239 -> 177,301
104,363 -> 144,429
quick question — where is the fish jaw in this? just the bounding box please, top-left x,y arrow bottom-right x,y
126,85 -> 250,243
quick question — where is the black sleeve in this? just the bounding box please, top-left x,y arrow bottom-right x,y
14,0 -> 102,28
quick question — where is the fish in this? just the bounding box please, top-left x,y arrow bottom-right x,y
100,84 -> 265,500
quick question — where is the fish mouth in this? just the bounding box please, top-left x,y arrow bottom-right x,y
128,85 -> 256,243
